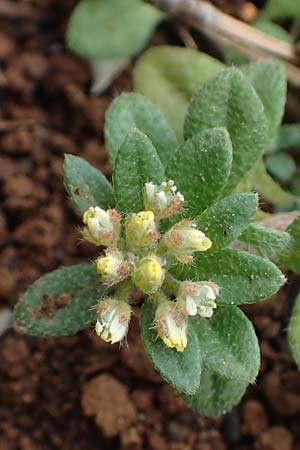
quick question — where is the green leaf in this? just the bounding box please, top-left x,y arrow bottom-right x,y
250,159 -> 296,208
171,249 -> 285,305
133,46 -> 223,139
14,264 -> 106,336
67,0 -> 163,59
265,153 -> 296,182
196,193 -> 258,252
104,92 -> 177,166
191,306 -> 260,382
64,154 -> 115,214
184,68 -> 268,194
241,62 -> 286,141
288,294 -> 300,369
278,217 -> 300,272
239,223 -> 292,261
140,298 -> 203,395
185,367 -> 248,416
261,0 -> 300,20
253,19 -> 293,43
166,128 -> 233,215
113,129 -> 165,212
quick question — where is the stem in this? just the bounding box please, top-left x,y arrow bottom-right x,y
163,274 -> 181,296
114,278 -> 134,302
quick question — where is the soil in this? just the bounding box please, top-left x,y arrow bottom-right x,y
0,1 -> 300,450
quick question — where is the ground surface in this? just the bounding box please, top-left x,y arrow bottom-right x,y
0,1 -> 300,449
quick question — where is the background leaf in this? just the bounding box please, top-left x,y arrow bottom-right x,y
196,193 -> 258,252
104,92 -> 177,166
133,46 -> 223,139
278,217 -> 300,272
113,129 -> 164,212
288,293 -> 300,369
141,298 -> 203,395
64,154 -> 115,214
166,128 -> 232,215
241,61 -> 286,141
14,264 -> 106,336
184,68 -> 268,194
185,368 -> 248,416
261,0 -> 300,20
265,152 -> 296,182
190,306 -> 260,382
67,0 -> 163,59
171,249 -> 285,306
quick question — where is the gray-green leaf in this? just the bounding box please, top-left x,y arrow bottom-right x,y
288,293 -> 300,369
64,154 -> 115,214
166,128 -> 233,215
133,46 -> 223,139
14,264 -> 106,336
190,306 -> 260,382
141,298 -> 203,395
261,0 -> 300,20
185,367 -> 248,416
113,129 -> 165,212
104,92 -> 177,166
171,249 -> 285,305
241,62 -> 286,141
184,68 -> 268,194
196,193 -> 258,252
67,0 -> 163,59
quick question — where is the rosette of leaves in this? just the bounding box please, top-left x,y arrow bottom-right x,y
15,67 -> 300,417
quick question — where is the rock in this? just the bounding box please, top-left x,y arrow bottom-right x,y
242,400 -> 268,436
81,373 -> 136,438
255,426 -> 293,450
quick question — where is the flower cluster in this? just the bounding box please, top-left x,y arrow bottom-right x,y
82,180 -> 219,351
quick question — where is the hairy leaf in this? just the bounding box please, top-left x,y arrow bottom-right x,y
288,294 -> 300,369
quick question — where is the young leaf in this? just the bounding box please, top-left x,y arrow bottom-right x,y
67,0 -> 163,59
104,92 -> 177,166
239,223 -> 292,261
241,62 -> 286,141
133,46 -> 223,139
185,367 -> 248,416
288,294 -> 300,369
140,298 -> 203,395
278,217 -> 300,272
171,249 -> 285,306
14,264 -> 106,336
64,154 -> 115,214
190,306 -> 260,382
113,129 -> 165,212
184,68 -> 268,194
196,193 -> 258,252
166,128 -> 233,215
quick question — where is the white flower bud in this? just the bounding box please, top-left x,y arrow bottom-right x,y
163,220 -> 212,263
95,297 -> 131,344
82,207 -> 121,247
155,300 -> 188,352
143,180 -> 184,219
96,249 -> 130,286
179,281 -> 219,318
125,211 -> 159,247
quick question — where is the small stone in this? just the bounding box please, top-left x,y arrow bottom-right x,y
255,426 -> 293,450
242,400 -> 268,436
81,373 -> 136,438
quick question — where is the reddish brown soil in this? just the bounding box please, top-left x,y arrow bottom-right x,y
0,1 -> 300,450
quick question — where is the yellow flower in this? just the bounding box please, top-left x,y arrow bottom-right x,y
163,220 -> 212,263
155,300 -> 188,352
125,211 -> 158,247
131,255 -> 165,294
96,249 -> 130,286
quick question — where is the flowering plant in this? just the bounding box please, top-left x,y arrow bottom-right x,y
14,67 -> 300,416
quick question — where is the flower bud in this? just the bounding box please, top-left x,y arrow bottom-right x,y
143,180 -> 184,219
155,300 -> 188,352
163,220 -> 212,263
96,249 -> 130,286
125,211 -> 158,247
179,281 -> 219,318
131,255 -> 165,294
95,297 -> 131,344
82,207 -> 121,247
